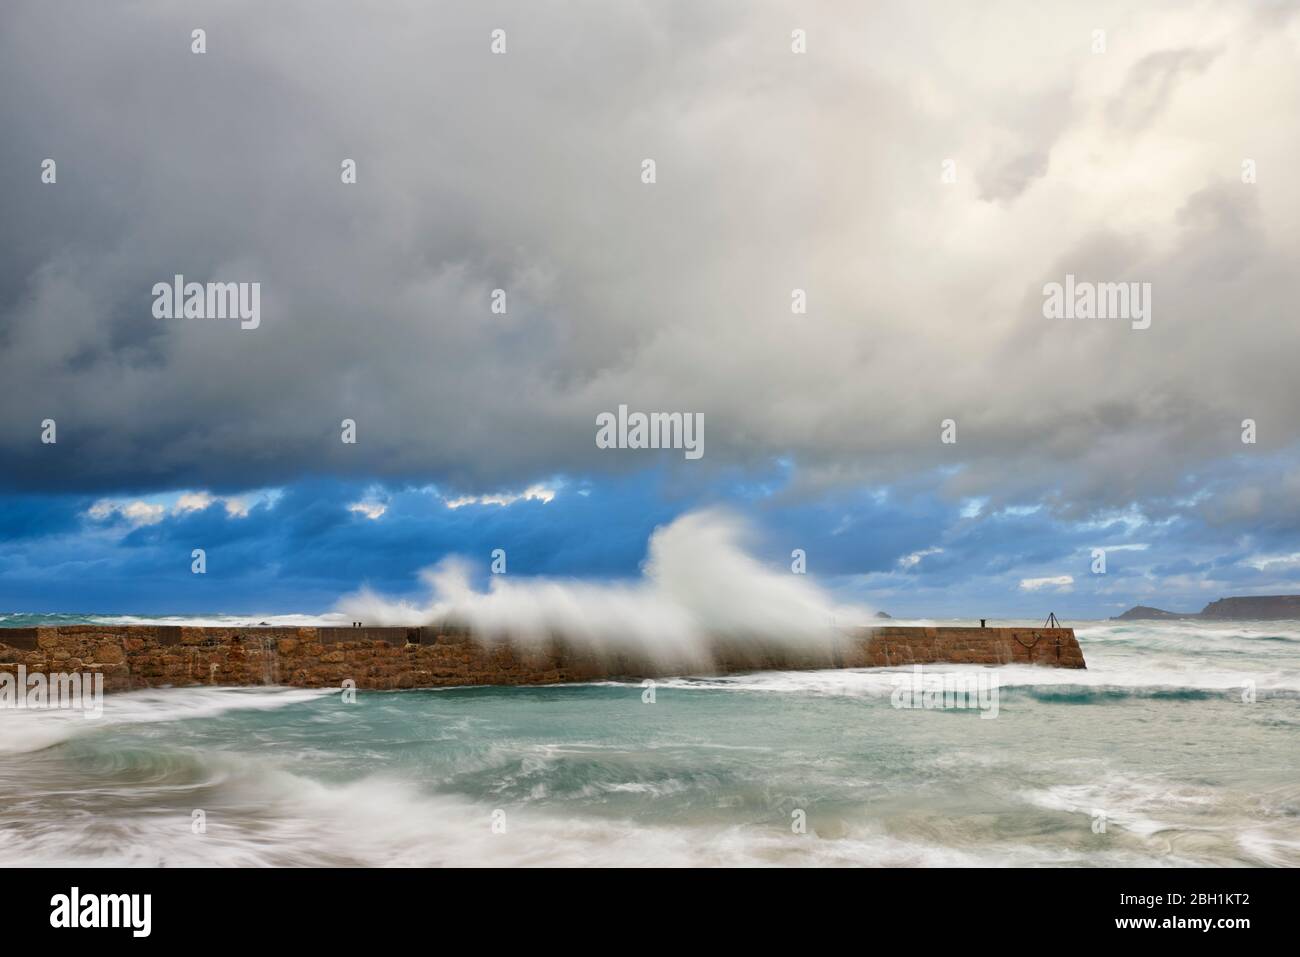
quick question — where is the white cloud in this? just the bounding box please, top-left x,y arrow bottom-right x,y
348,501 -> 388,520
176,491 -> 253,518
87,489 -> 257,526
445,484 -> 557,509
1241,551 -> 1300,571
898,547 -> 943,569
222,497 -> 251,518
1019,575 -> 1075,592
175,492 -> 214,513
87,499 -> 166,527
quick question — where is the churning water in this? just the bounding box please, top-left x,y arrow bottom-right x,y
1,618 -> 1297,866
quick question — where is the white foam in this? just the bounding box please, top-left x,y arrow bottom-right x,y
336,509 -> 873,668
84,613 -> 348,628
0,686 -> 332,755
0,763 -> 1187,868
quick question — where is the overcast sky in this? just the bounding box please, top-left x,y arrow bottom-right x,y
2,1 -> 1298,617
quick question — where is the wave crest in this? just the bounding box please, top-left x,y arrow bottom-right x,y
336,510 -> 872,668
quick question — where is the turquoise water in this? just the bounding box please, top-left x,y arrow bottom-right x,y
1,619 -> 1297,866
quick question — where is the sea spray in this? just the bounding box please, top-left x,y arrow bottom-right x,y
336,510 -> 873,670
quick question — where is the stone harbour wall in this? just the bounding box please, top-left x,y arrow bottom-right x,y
0,624 -> 1085,693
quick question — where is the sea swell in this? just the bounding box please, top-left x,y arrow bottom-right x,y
1,618 -> 1297,867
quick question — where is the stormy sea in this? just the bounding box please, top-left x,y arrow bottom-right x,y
1,615 -> 1296,867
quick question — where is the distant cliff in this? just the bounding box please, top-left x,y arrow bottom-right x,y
1114,595 -> 1300,621
1199,595 -> 1300,619
1113,605 -> 1190,621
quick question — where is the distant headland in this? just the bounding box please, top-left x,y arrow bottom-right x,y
1113,594 -> 1300,621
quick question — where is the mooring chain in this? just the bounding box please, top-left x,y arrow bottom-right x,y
1013,631 -> 1044,650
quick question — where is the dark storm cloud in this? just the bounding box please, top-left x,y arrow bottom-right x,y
1,0 -> 1297,526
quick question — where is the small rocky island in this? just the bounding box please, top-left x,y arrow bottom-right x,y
1114,594 -> 1300,621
